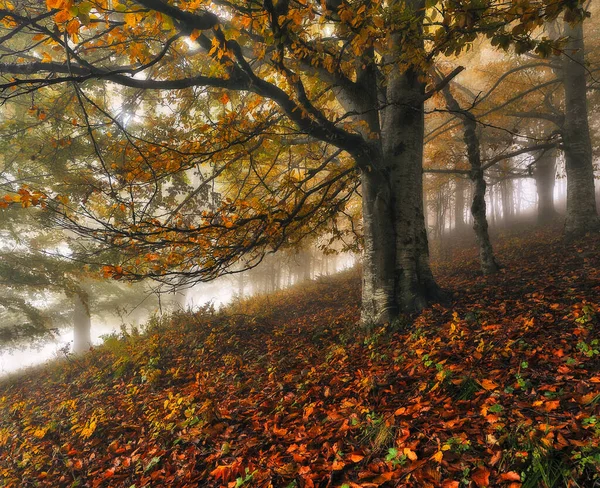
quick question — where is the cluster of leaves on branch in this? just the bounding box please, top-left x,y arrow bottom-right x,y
0,0 -> 588,289
1,227 -> 598,487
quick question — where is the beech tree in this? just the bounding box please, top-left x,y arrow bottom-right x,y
0,0 -> 584,324
561,17 -> 600,234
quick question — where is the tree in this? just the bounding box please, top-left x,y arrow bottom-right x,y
561,16 -> 600,235
534,147 -> 559,223
0,0 -> 582,324
437,72 -> 500,275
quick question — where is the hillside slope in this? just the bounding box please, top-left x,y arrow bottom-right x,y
1,228 -> 599,488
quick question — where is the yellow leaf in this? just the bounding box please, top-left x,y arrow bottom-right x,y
432,450 -> 443,463
403,447 -> 418,461
41,52 -> 52,63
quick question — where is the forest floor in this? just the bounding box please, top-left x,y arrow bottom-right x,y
0,225 -> 599,488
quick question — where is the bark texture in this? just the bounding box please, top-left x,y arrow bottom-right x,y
358,0 -> 441,324
562,20 -> 599,235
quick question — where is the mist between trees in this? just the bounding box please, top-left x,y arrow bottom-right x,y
0,0 -> 598,363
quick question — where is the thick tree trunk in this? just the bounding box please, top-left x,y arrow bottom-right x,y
439,81 -> 500,274
355,0 -> 441,324
534,148 -> 558,224
562,19 -> 599,235
360,168 -> 398,324
384,67 -> 441,313
360,81 -> 440,323
73,292 -> 91,354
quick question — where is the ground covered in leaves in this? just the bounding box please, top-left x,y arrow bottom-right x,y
1,227 -> 599,488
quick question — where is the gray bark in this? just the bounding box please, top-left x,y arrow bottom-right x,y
384,66 -> 440,312
73,292 -> 91,354
439,80 -> 500,274
534,149 -> 558,223
361,167 -> 398,324
562,19 -> 599,235
359,3 -> 441,324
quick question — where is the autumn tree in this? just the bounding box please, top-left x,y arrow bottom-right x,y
0,0 -> 583,324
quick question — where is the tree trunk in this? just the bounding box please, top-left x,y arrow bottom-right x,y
500,179 -> 511,224
360,167 -> 398,324
455,177 -> 466,232
73,292 -> 91,354
439,80 -> 500,274
355,0 -> 441,324
384,66 -> 441,313
534,148 -> 558,224
562,19 -> 599,235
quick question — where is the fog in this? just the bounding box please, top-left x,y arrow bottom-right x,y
0,250 -> 358,376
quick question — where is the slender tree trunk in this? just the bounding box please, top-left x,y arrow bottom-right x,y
534,148 -> 558,224
423,186 -> 429,231
439,80 -> 500,274
455,177 -> 466,232
562,19 -> 599,235
73,292 -> 91,354
500,179 -> 510,225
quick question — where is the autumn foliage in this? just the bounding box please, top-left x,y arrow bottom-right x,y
0,227 -> 599,487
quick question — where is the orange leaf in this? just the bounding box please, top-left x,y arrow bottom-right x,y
210,464 -> 233,481
442,481 -> 459,488
403,447 -> 418,461
347,453 -> 364,463
54,9 -> 72,23
66,18 -> 80,34
47,0 -> 65,8
472,467 -> 490,487
479,379 -> 499,390
499,472 -> 521,482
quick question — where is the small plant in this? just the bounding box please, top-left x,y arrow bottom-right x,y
444,437 -> 471,453
235,467 -> 257,487
577,340 -> 599,358
361,411 -> 394,452
385,447 -> 408,468
575,304 -> 596,325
